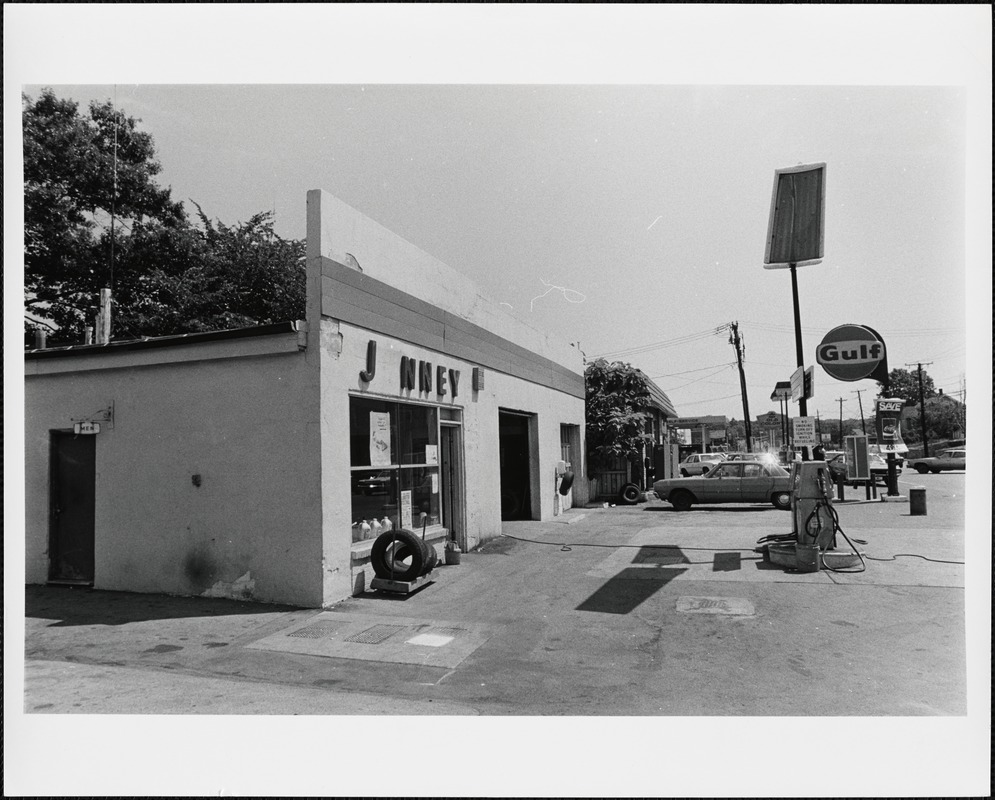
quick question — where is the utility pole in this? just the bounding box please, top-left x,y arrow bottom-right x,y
906,361 -> 933,457
837,397 -> 845,448
852,389 -> 866,435
729,322 -> 753,452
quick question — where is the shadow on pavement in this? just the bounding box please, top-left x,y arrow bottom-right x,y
576,567 -> 687,614
643,506 -> 778,513
25,585 -> 303,627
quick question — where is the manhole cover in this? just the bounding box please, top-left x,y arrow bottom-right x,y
286,621 -> 348,639
344,624 -> 409,644
676,596 -> 755,616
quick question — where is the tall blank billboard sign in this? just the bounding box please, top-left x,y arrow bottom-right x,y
764,163 -> 826,268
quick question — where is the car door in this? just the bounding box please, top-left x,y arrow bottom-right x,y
697,462 -> 742,501
739,462 -> 771,502
948,450 -> 966,469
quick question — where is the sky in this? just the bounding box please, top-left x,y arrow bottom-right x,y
4,5 -> 992,798
9,82 -> 974,426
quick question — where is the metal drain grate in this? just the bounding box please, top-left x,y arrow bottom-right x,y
287,621 -> 348,639
429,627 -> 466,638
345,624 -> 408,645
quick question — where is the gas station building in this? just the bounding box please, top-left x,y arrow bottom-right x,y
24,189 -> 588,608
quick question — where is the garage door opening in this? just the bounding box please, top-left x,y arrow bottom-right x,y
498,410 -> 536,520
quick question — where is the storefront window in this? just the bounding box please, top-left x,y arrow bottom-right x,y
350,396 -> 440,543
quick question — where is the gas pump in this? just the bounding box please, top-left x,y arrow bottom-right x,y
759,459 -> 863,572
791,460 -> 836,550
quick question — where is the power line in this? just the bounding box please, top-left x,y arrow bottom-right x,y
669,364 -> 734,391
647,362 -> 736,379
591,324 -> 729,359
673,392 -> 743,408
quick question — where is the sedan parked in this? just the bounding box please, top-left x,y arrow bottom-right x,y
653,460 -> 794,511
906,448 -> 966,473
678,453 -> 725,476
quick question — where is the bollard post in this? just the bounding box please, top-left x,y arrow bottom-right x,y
909,487 -> 927,516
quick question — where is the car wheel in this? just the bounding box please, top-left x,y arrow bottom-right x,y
670,490 -> 694,511
371,529 -> 426,581
771,491 -> 792,510
680,469 -> 689,477
618,483 -> 641,505
929,467 -> 940,474
915,465 -> 928,474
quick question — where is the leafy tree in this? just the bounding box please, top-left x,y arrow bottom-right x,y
878,367 -> 936,405
23,89 -> 305,343
923,394 -> 966,441
109,206 -> 305,338
23,89 -> 184,336
585,359 -> 653,470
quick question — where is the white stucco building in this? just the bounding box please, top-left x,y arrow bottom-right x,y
24,190 -> 588,607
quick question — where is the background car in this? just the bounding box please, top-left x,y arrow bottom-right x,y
678,453 -> 725,476
906,448 -> 966,473
654,460 -> 793,511
824,450 -> 902,484
868,444 -> 905,469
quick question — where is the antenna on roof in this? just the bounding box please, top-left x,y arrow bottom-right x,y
98,87 -> 118,344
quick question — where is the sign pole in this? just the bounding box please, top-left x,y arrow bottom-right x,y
789,262 -> 809,459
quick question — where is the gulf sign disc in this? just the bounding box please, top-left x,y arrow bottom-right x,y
816,325 -> 885,381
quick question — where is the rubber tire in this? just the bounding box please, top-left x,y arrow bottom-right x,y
618,483 -> 641,505
371,529 -> 426,580
915,464 -> 928,474
558,471 -> 575,495
680,469 -> 690,477
771,491 -> 792,510
396,540 -> 434,575
929,467 -> 940,474
670,490 -> 694,511
420,537 -> 438,573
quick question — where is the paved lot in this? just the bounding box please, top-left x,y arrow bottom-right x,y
9,473 -> 989,797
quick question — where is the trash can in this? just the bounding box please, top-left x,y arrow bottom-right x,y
909,486 -> 927,516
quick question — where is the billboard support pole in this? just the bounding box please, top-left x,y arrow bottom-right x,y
789,262 -> 809,460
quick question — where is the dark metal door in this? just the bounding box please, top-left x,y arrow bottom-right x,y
50,431 -> 96,583
440,424 -> 463,547
498,412 -> 533,520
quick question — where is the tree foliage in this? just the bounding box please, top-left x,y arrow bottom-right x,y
109,206 -> 305,338
23,88 -> 305,343
878,367 -> 936,405
585,359 -> 653,469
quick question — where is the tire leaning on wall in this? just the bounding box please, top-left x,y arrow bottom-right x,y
371,529 -> 428,581
618,482 -> 642,505
558,471 -> 575,496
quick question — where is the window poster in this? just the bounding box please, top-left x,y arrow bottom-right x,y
431,472 -> 439,494
370,412 -> 392,466
401,490 -> 413,529
425,444 -> 438,465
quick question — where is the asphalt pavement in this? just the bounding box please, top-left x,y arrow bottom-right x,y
10,472 -> 989,797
